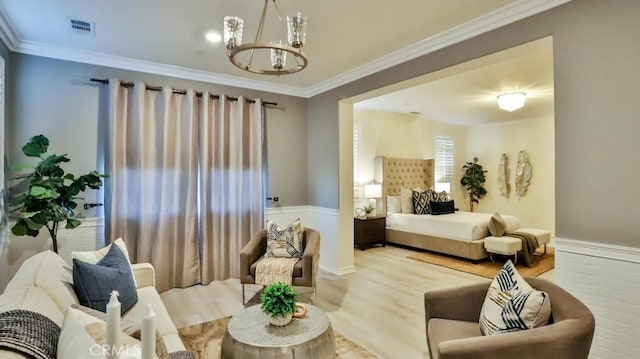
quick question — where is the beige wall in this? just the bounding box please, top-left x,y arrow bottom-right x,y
308,0 -> 640,248
353,108 -> 467,204
6,54 -> 309,208
467,115 -> 555,235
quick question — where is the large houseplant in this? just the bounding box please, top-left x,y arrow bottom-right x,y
460,157 -> 487,212
10,135 -> 105,253
260,282 -> 306,326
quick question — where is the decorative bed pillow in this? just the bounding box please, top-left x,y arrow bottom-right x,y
73,244 -> 138,314
429,200 -> 455,215
479,260 -> 551,335
266,218 -> 304,258
433,190 -> 449,202
386,195 -> 402,214
57,307 -> 142,359
488,212 -> 507,236
400,187 -> 415,214
412,189 -> 433,215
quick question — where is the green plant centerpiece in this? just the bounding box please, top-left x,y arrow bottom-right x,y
460,157 -> 487,212
10,135 -> 105,253
260,282 -> 305,326
362,203 -> 374,217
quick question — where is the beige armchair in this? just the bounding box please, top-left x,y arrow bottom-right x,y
240,228 -> 320,304
424,277 -> 595,359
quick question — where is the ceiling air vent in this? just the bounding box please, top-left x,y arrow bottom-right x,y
68,18 -> 95,36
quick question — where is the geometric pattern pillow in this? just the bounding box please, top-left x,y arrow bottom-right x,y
433,190 -> 449,202
479,260 -> 551,335
266,218 -> 304,258
412,189 -> 432,214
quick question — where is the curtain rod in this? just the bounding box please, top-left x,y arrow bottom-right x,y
89,78 -> 278,107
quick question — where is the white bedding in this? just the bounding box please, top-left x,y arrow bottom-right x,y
386,211 -> 520,242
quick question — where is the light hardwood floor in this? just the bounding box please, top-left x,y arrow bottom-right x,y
161,245 -> 554,359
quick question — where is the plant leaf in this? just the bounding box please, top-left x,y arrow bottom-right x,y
10,163 -> 33,172
22,135 -> 49,157
66,218 -> 82,229
29,186 -> 60,199
11,220 -> 29,236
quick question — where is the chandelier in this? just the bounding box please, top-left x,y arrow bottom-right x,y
497,92 -> 526,112
223,0 -> 308,75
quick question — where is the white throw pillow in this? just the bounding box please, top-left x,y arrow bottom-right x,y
72,238 -> 137,286
266,218 -> 304,258
400,187 -> 424,214
58,307 -> 143,359
479,260 -> 551,335
386,195 -> 401,215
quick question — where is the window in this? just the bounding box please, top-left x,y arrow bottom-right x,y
434,136 -> 454,188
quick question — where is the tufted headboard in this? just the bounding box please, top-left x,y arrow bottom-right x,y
374,157 -> 434,212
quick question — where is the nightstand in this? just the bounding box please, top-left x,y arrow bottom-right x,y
354,216 -> 386,251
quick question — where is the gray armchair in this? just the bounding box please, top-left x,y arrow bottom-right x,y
424,277 -> 595,359
239,228 -> 320,304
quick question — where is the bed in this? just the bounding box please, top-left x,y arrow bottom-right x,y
374,156 -> 520,261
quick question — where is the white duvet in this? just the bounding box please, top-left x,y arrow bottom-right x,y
386,211 -> 520,242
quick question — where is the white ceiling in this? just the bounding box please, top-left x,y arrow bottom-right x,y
0,0 -> 569,97
355,37 -> 554,125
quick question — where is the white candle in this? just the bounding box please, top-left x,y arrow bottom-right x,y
106,291 -> 121,359
141,303 -> 156,359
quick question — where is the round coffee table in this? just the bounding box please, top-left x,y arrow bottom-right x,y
221,304 -> 335,358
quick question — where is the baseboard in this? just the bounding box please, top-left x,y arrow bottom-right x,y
320,264 -> 355,276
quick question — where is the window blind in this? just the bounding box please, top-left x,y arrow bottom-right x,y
434,136 -> 454,184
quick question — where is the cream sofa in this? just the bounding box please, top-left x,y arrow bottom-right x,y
0,250 -> 185,358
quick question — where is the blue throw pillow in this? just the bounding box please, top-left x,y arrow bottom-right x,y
73,243 -> 138,314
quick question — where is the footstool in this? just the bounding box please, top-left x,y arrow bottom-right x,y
518,228 -> 551,256
484,236 -> 521,264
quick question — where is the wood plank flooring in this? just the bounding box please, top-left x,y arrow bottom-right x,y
161,245 -> 554,359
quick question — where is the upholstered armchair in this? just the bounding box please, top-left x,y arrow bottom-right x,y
239,228 -> 320,304
424,277 -> 595,359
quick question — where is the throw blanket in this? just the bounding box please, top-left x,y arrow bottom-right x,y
255,257 -> 299,285
506,231 -> 539,268
489,212 -> 539,267
0,310 -> 60,359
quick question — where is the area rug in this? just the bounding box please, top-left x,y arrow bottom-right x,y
177,316 -> 378,359
407,247 -> 555,279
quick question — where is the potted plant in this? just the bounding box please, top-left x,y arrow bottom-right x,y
362,203 -> 375,217
460,157 -> 487,212
260,282 -> 306,326
9,135 -> 106,253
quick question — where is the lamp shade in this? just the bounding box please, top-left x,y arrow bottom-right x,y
497,92 -> 526,112
364,184 -> 382,199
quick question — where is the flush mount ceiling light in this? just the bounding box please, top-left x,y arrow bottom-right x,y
497,92 -> 527,112
223,0 -> 308,75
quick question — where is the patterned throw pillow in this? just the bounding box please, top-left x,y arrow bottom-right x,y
266,218 -> 304,258
479,260 -> 551,335
412,189 -> 437,214
434,190 -> 448,202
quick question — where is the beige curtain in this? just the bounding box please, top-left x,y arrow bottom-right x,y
106,80 -> 201,292
199,94 -> 264,283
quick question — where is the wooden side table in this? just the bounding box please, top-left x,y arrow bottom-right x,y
354,216 -> 386,251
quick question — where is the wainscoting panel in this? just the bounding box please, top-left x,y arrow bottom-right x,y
555,238 -> 640,359
266,206 -> 349,275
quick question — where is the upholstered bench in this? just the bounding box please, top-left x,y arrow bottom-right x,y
484,228 -> 551,264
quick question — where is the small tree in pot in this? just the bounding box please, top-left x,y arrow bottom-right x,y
9,135 -> 105,253
460,157 -> 487,212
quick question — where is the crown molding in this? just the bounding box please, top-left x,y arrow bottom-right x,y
302,0 -> 572,97
0,0 -> 570,98
14,41 -> 308,97
0,5 -> 19,50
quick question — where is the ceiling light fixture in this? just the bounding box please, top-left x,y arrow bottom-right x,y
223,0 -> 308,75
205,31 -> 222,43
497,92 -> 526,112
